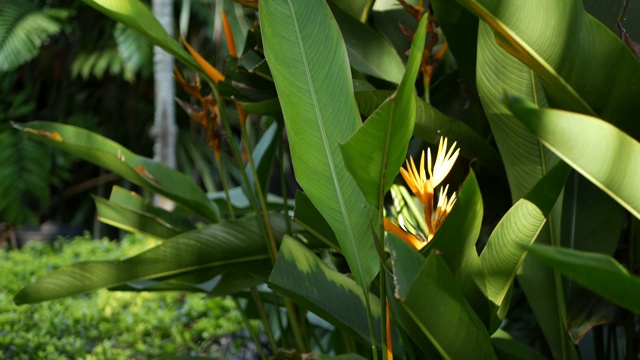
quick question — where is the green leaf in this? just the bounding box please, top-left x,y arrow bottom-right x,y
13,121 -> 219,222
491,329 -> 545,360
244,121 -> 279,196
0,3 -> 73,72
329,0 -> 374,22
80,0 -> 199,71
93,186 -> 196,239
260,0 -> 378,289
110,261 -> 273,296
340,15 -> 426,208
269,236 -> 382,344
505,96 -> 640,220
479,162 -> 570,314
526,244 -> 640,314
392,249 -> 497,359
424,171 -> 486,315
14,214 -> 289,304
431,0 -> 478,89
353,90 -> 501,171
561,172 -> 623,256
330,2 -> 405,84
475,16 -> 574,358
458,0 -> 640,136
293,191 -> 338,250
114,22 -> 152,78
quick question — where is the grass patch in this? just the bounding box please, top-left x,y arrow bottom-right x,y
0,233 -> 247,359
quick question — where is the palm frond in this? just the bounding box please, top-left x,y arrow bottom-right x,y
0,2 -> 73,72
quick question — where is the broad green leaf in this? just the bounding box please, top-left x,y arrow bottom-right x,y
526,244 -> 640,314
414,97 -> 502,172
353,90 -> 501,170
293,191 -> 338,250
94,186 -> 196,239
475,18 -> 574,358
113,22 -> 152,78
477,22 -> 554,201
244,121 -> 279,196
431,0 -> 478,89
424,171 -> 486,317
340,15 -> 427,208
13,122 -> 219,222
329,0 -> 374,22
491,329 -> 545,360
566,289 -> 617,344
561,172 -> 623,256
330,3 -> 405,84
93,196 -> 183,239
260,0 -> 378,289
80,0 -> 199,71
505,97 -> 640,220
458,0 -> 640,136
269,236 -> 382,344
14,214 -> 289,304
479,162 -> 570,314
394,250 -> 497,359
110,261 -> 273,296
370,0 -> 417,61
239,98 -> 281,116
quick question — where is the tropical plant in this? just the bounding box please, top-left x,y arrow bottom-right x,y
12,0 -> 640,359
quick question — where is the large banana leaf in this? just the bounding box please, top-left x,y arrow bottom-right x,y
353,90 -> 501,170
330,2 -> 405,85
505,97 -> 640,219
340,15 -> 426,208
260,0 -> 378,290
388,235 -> 497,359
479,162 -> 570,326
79,0 -> 198,71
431,0 -> 478,89
13,122 -> 219,222
526,244 -> 640,313
14,214 -> 289,304
475,18 -> 574,358
457,0 -> 640,137
269,236 -> 382,344
94,186 -> 195,239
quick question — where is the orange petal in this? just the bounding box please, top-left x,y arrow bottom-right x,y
384,218 -> 425,250
221,9 -> 237,57
181,37 -> 225,84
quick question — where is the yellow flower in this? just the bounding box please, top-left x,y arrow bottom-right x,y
389,136 -> 459,248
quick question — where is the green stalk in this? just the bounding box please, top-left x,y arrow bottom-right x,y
214,152 -> 235,219
240,124 -> 278,261
251,287 -> 278,353
232,296 -> 268,360
278,130 -> 292,234
284,298 -> 308,352
206,79 -> 276,265
380,264 -> 388,360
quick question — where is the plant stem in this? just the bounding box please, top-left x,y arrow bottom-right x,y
278,128 -> 292,234
214,152 -> 235,219
240,124 -> 278,261
284,298 -> 308,353
251,287 -> 278,353
232,296 -> 268,360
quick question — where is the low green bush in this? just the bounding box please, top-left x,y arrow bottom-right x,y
0,233 -> 246,359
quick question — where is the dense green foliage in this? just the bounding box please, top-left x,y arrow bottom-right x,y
0,234 -> 246,359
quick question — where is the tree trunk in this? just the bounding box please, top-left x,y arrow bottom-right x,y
150,0 -> 176,210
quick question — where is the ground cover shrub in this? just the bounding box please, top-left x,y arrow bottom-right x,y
0,234 -> 246,359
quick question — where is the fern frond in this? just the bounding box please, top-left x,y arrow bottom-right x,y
0,2 -> 74,72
